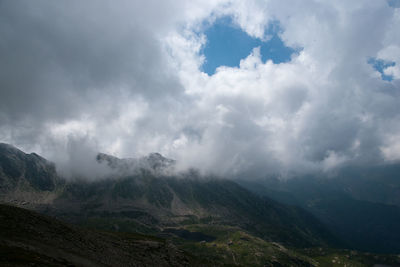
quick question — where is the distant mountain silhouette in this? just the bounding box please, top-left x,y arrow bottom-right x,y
238,169 -> 400,253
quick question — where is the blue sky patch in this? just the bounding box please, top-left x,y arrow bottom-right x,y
368,58 -> 396,81
201,17 -> 298,75
388,0 -> 400,8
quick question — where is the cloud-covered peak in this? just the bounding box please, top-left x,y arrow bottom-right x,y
96,151 -> 175,177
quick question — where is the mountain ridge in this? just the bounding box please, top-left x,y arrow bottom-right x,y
2,143 -> 400,266
0,143 -> 338,249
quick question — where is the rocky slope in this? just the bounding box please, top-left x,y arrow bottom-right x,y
50,174 -> 339,248
0,143 -> 63,207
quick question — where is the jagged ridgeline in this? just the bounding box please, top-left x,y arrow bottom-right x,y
96,151 -> 176,176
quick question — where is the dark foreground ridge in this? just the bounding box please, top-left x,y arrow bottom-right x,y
0,203 -> 191,266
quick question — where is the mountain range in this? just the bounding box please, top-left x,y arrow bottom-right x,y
1,142 -> 399,266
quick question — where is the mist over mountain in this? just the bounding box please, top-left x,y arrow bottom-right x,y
1,1 -> 400,265
2,143 -> 400,266
96,152 -> 176,176
0,143 -> 336,247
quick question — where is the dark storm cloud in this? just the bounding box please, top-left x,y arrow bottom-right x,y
0,0 -> 182,124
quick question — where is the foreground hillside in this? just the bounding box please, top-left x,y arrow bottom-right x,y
2,203 -> 399,267
0,203 -> 319,267
0,203 -> 191,266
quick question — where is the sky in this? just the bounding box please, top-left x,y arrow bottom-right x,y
201,17 -> 296,75
1,0 -> 400,178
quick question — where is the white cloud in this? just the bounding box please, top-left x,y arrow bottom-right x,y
1,0 -> 400,178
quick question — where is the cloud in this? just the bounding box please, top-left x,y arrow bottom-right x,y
1,0 -> 400,179
0,0 -> 188,158
166,0 -> 400,176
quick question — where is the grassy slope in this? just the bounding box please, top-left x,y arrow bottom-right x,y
167,224 -> 400,267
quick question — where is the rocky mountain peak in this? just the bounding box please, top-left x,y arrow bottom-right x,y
0,143 -> 61,193
96,151 -> 175,176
